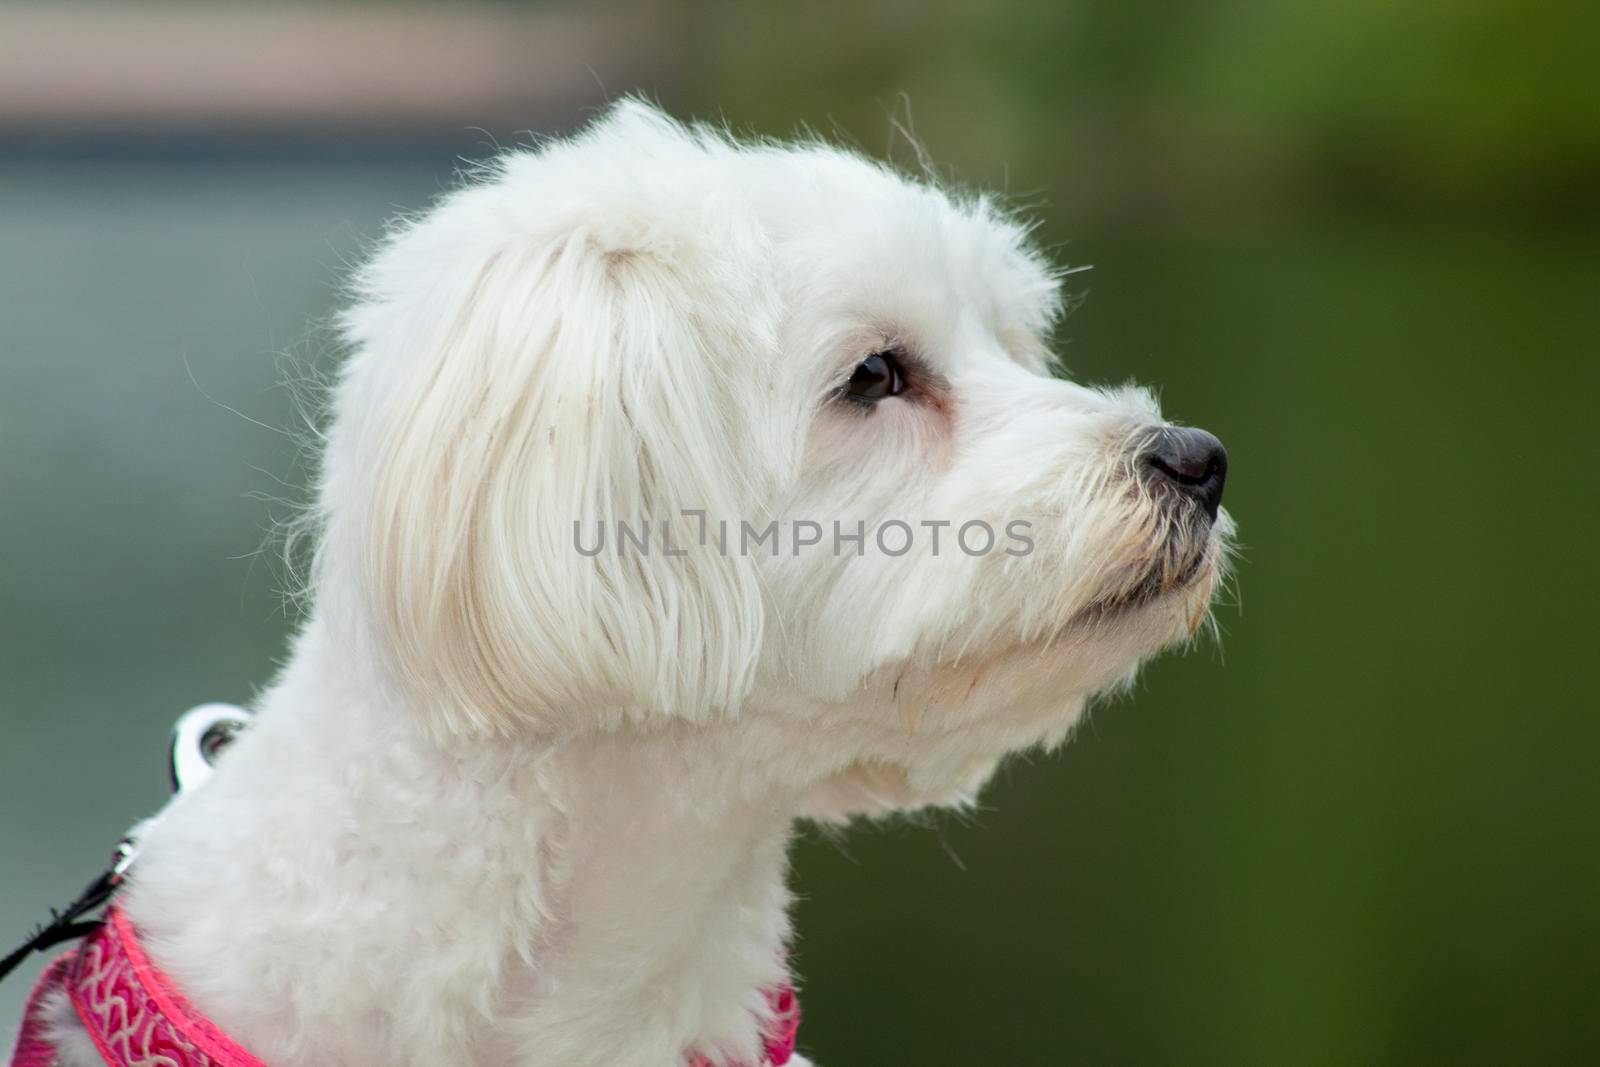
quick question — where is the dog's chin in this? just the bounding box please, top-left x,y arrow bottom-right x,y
1083,555 -> 1208,618
800,534 -> 1226,825
1071,525 -> 1224,635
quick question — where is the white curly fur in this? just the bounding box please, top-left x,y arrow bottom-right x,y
39,101 -> 1231,1066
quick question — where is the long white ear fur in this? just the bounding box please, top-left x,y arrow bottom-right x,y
319,105 -> 775,736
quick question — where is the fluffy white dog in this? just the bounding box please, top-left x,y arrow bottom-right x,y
33,102 -> 1231,1066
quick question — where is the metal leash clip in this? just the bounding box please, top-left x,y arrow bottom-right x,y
168,702 -> 254,796
0,703 -> 255,983
111,703 -> 255,882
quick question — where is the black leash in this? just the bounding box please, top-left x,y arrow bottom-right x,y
0,861 -> 122,982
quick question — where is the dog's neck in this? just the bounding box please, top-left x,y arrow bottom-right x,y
121,614 -> 803,1067
504,718 -> 802,1065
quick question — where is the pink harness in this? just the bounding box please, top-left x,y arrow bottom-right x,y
10,907 -> 799,1067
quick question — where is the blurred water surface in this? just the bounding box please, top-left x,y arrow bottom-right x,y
1,153 -> 1595,1063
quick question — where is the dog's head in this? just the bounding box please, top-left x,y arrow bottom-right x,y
319,101 -> 1233,814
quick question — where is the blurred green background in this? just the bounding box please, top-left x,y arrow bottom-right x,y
3,2 -> 1597,1063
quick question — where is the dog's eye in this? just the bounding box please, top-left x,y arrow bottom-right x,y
845,351 -> 904,403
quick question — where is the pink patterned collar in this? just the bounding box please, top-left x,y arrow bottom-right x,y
10,906 -> 799,1067
10,907 -> 265,1067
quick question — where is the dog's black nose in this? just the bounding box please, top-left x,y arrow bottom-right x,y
1143,427 -> 1228,521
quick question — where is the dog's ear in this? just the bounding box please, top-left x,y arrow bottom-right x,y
322,108 -> 779,735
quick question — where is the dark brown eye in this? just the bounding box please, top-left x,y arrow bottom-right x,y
845,351 -> 904,403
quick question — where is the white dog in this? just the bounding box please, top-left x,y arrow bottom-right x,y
26,102 -> 1231,1066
